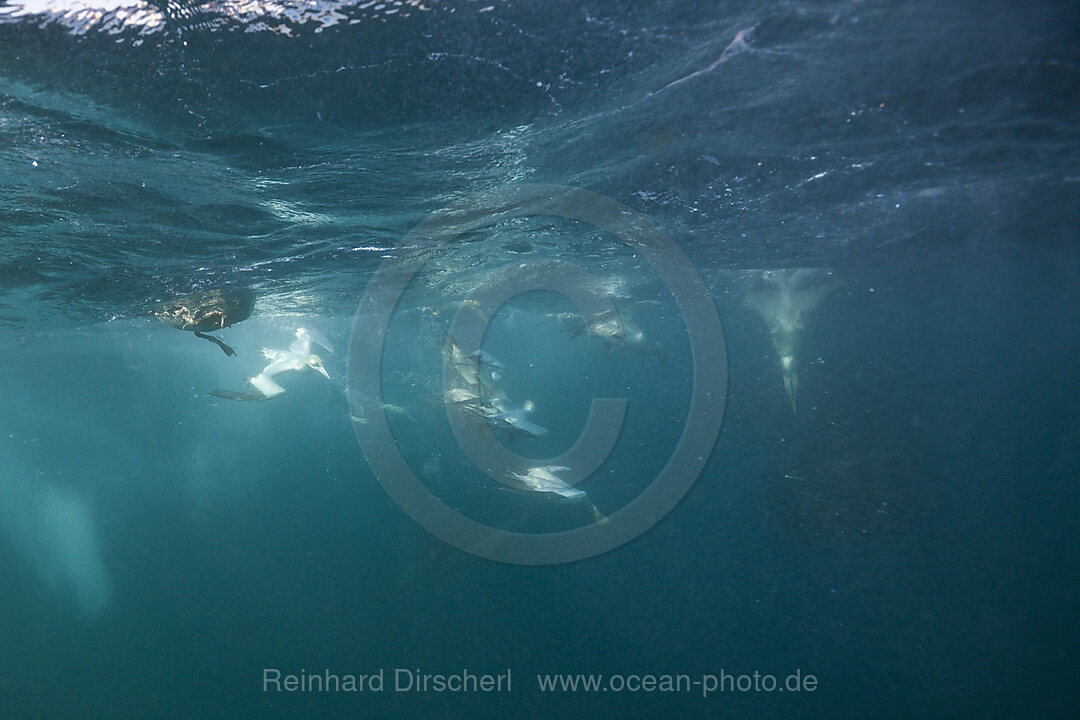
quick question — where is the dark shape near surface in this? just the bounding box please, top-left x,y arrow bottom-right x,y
208,388 -> 268,402
151,287 -> 255,356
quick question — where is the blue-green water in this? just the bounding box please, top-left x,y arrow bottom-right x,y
1,1 -> 1078,717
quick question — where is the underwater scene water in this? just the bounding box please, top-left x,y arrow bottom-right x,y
1,0 -> 1078,717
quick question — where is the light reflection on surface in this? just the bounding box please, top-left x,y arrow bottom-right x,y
0,0 -> 435,37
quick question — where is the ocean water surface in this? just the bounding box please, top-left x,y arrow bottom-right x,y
1,1 -> 1078,718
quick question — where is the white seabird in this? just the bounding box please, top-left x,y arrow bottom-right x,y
458,382 -> 548,440
489,402 -> 548,439
744,269 -> 840,414
565,307 -> 666,362
249,327 -> 331,398
210,327 -> 332,401
508,466 -> 585,500
445,336 -> 504,390
506,466 -> 609,523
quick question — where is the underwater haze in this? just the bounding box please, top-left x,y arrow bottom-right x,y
1,1 -> 1079,718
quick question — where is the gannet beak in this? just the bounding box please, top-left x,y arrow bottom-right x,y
310,355 -> 330,380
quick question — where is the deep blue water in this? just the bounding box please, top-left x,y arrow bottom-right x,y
1,1 -> 1078,718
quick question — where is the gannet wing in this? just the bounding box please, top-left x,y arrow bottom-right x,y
454,363 -> 480,386
476,368 -> 504,397
552,486 -> 587,500
468,350 -> 505,370
485,392 -> 512,414
502,473 -> 534,492
288,329 -> 312,356
744,279 -> 782,317
791,277 -> 841,315
259,358 -> 298,379
297,326 -> 334,354
520,470 -> 585,499
444,335 -> 464,361
745,269 -> 839,317
498,415 -> 548,438
248,372 -> 285,398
